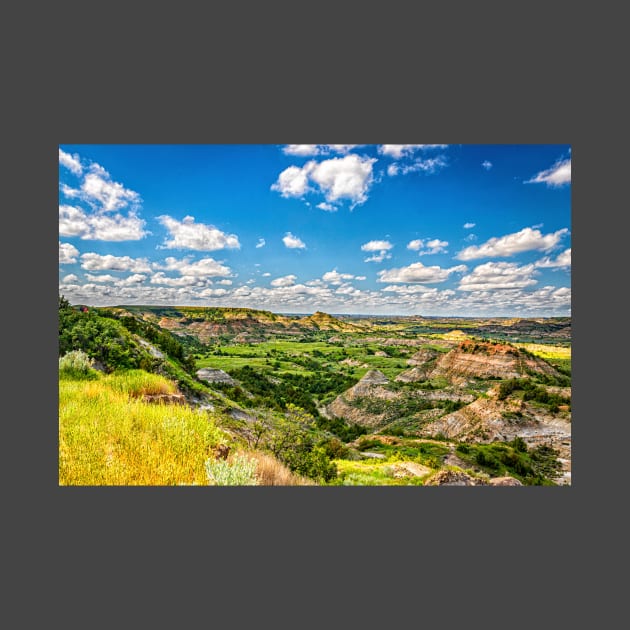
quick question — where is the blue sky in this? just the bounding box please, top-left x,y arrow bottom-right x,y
59,144 -> 571,316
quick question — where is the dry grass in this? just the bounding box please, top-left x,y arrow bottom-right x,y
240,450 -> 316,486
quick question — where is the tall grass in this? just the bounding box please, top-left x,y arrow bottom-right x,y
59,371 -> 225,485
242,450 -> 315,486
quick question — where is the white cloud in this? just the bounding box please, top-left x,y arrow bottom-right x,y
535,248 -> 571,269
364,252 -> 392,263
255,238 -> 266,248
378,145 -> 447,159
464,233 -> 477,242
59,241 -> 79,264
322,270 -> 357,285
281,145 -> 362,157
271,274 -> 297,287
316,202 -> 337,212
406,238 -> 448,255
62,274 -> 79,283
217,279 -> 233,285
361,239 -> 393,263
282,145 -> 322,156
381,284 -> 436,294
158,215 -> 240,251
271,165 -> 312,198
456,227 -> 569,261
262,272 -> 271,277
272,155 -> 376,207
282,232 -> 306,249
324,145 -> 362,154
420,238 -> 448,255
378,262 -> 467,283
458,262 -> 538,291
463,222 -> 476,229
482,161 -> 493,170
59,204 -> 147,241
361,240 -> 393,252
59,149 -> 83,176
150,273 -> 207,287
80,172 -> 141,213
198,288 -> 229,297
388,156 -> 447,176
307,154 -> 376,206
85,273 -> 147,286
80,253 -> 153,273
525,157 -> 571,187
157,256 -> 233,278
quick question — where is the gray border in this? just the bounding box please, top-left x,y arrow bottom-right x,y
7,1 -> 615,626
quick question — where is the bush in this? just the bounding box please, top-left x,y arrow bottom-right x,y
59,350 -> 97,379
205,452 -> 259,485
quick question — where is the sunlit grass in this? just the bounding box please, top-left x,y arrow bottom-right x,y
512,343 -> 571,360
59,371 -> 225,486
332,459 -> 428,486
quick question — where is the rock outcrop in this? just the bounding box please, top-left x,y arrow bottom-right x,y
424,469 -> 483,486
196,368 -> 237,386
429,340 -> 560,384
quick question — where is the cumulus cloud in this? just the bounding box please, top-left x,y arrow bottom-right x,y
79,171 -> 141,213
217,279 -> 233,285
255,238 -> 266,248
307,154 -> 376,206
85,273 -> 147,287
150,273 -> 207,287
62,274 -> 79,283
525,157 -> 571,187
59,241 -> 79,264
282,145 -> 322,156
381,284 -> 437,295
322,270 -> 358,285
482,161 -> 493,170
281,145 -> 362,157
59,149 -> 83,176
271,165 -> 312,198
158,215 -> 240,251
377,262 -> 467,283
456,227 -> 569,261
463,222 -> 476,229
80,253 -> 153,273
316,202 -> 337,212
59,204 -> 147,241
361,239 -> 393,263
271,274 -> 297,287
387,156 -> 448,177
458,262 -> 538,291
157,256 -> 232,278
282,232 -> 306,249
198,288 -> 229,297
407,238 -> 448,256
378,144 -> 448,159
272,154 -> 376,207
535,248 -> 571,269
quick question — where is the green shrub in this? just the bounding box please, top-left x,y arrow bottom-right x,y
205,453 -> 259,485
59,350 -> 98,380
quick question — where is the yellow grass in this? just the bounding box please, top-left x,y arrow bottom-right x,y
240,450 -> 315,486
59,371 -> 225,486
512,343 -> 571,360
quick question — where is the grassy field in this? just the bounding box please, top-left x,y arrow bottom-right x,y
59,370 -> 225,485
512,342 -> 571,373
